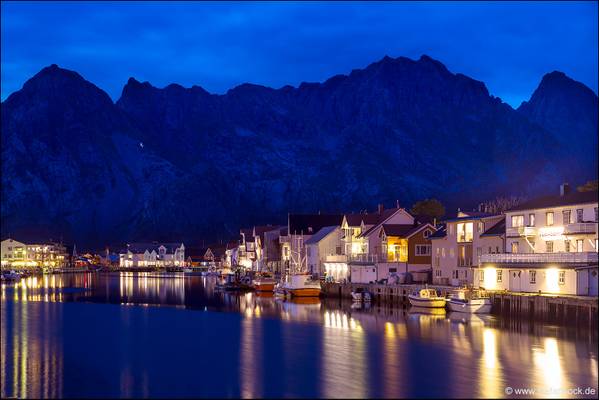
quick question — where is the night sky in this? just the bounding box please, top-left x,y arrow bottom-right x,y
1,1 -> 597,107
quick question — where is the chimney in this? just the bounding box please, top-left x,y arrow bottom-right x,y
378,203 -> 384,214
396,199 -> 400,208
560,183 -> 570,196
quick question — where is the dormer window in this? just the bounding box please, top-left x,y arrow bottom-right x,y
423,229 -> 431,238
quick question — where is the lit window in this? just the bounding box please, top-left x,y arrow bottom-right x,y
511,242 -> 519,254
511,215 -> 524,227
530,270 -> 536,284
546,212 -> 554,226
423,230 -> 431,238
565,240 -> 570,252
576,239 -> 584,253
479,270 -> 484,282
559,271 -> 565,285
497,270 -> 503,283
546,241 -> 553,253
529,214 -> 535,227
562,210 -> 571,224
576,209 -> 583,223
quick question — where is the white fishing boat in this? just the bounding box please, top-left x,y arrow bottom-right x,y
408,288 -> 446,308
284,273 -> 321,297
447,288 -> 492,314
182,267 -> 193,273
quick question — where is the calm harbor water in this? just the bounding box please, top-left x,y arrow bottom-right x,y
1,272 -> 597,399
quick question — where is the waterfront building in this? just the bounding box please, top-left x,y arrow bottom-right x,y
262,226 -> 287,274
1,238 -> 69,270
305,226 -> 343,278
479,185 -> 598,295
119,242 -> 185,268
282,213 -> 344,277
431,211 -> 504,286
238,228 -> 255,269
252,225 -> 280,271
378,222 -> 436,273
224,241 -> 240,267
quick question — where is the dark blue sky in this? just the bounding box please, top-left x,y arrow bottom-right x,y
1,1 -> 597,107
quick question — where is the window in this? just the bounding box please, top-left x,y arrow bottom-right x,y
595,207 -> 598,222
389,268 -> 397,273
562,210 -> 571,224
452,270 -> 458,279
511,215 -> 524,227
442,248 -> 446,257
488,246 -> 492,254
559,271 -> 565,285
530,270 -> 536,284
511,242 -> 519,253
565,240 -> 570,252
335,246 -> 342,255
529,213 -> 535,227
546,212 -> 554,226
479,270 -> 485,282
449,248 -> 455,257
476,247 -> 482,257
546,241 -> 553,253
496,246 -> 500,253
576,239 -> 584,253
497,270 -> 503,283
415,245 -> 431,256
434,257 -> 440,267
435,269 -> 441,277
478,222 -> 484,233
436,247 -> 440,255
576,209 -> 583,223
457,222 -> 473,242
423,229 -> 431,238
464,270 -> 468,278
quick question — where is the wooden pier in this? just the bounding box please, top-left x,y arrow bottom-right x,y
322,282 -> 598,325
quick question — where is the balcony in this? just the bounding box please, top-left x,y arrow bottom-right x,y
480,252 -> 598,265
506,226 -> 537,237
324,255 -> 348,263
563,222 -> 597,235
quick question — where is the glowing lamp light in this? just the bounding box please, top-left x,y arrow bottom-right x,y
545,268 -> 560,293
483,267 -> 497,290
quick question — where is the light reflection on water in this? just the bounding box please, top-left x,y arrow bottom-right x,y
1,272 -> 597,399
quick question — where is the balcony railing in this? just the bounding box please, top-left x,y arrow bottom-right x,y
506,226 -> 537,237
480,252 -> 598,265
324,255 -> 348,263
563,222 -> 597,234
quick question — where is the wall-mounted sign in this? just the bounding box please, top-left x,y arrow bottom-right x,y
538,226 -> 565,240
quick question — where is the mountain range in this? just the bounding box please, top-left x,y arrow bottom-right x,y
2,55 -> 597,248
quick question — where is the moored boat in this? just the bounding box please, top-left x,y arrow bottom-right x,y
351,287 -> 372,302
408,288 -> 446,308
253,274 -> 276,292
285,273 -> 321,297
447,288 -> 492,314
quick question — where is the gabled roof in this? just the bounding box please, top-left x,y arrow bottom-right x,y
442,213 -> 500,223
379,223 -> 435,239
507,190 -> 598,212
253,225 -> 280,243
127,242 -> 184,254
288,214 -> 343,235
358,208 -> 412,238
429,224 -> 447,240
481,219 -> 506,237
305,226 -> 338,245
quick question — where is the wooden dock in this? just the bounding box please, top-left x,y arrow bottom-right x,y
322,282 -> 598,325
